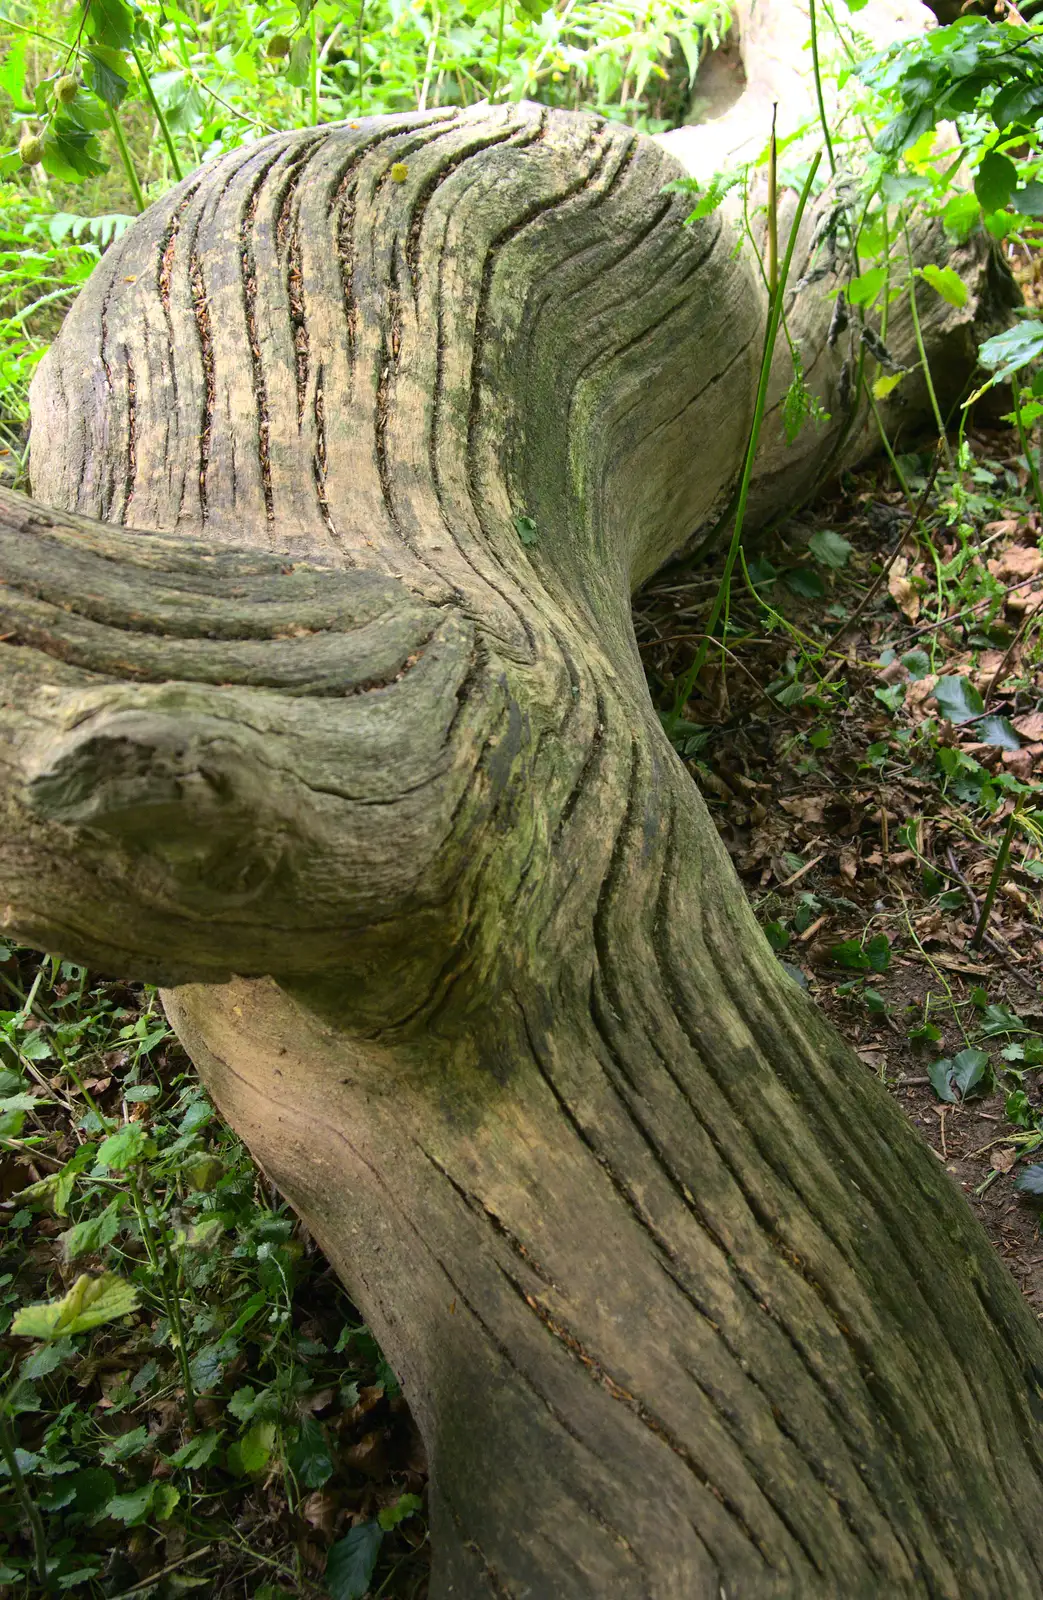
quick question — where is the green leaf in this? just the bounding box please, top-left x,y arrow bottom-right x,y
979,715 -> 1020,751
1014,181 -> 1043,216
866,933 -> 891,974
974,150 -> 1018,215
60,1198 -> 121,1261
105,1479 -> 178,1525
325,1523 -> 384,1600
69,1467 -> 116,1516
847,266 -> 887,307
941,191 -> 980,241
514,515 -> 538,547
288,1417 -> 333,1489
100,1425 -> 150,1464
20,1338 -> 73,1381
170,1428 -> 221,1470
808,529 -> 853,569
378,1493 -> 422,1532
84,0 -> 136,51
933,674 -> 984,724
228,1419 -> 276,1476
830,938 -> 870,972
94,1123 -> 151,1172
952,1046 -> 989,1096
286,34 -> 311,88
978,318 -> 1043,382
85,48 -> 131,108
927,1058 -> 959,1104
228,1384 -> 261,1423
918,264 -> 968,308
784,568 -> 826,599
763,920 -> 790,953
980,1003 -> 1026,1036
11,1272 -> 138,1340
1015,1164 -> 1043,1197
900,649 -> 931,680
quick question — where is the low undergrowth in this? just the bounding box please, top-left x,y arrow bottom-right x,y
0,960 -> 428,1598
638,423 -> 1043,1308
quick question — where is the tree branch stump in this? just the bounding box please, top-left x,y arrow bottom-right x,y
3,103 -> 1042,1598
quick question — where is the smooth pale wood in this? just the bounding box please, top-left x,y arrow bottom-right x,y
1,101 -> 1040,1598
657,0 -> 937,176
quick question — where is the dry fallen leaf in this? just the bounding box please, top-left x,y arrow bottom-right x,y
302,1490 -> 339,1539
888,556 -> 921,621
1014,712 -> 1043,741
991,1147 -> 1017,1174
780,795 -> 827,824
988,544 -> 1043,582
838,845 -> 859,883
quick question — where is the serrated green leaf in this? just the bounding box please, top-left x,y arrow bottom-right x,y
228,1419 -> 276,1476
979,715 -> 1020,751
84,0 -> 135,51
85,48 -> 131,108
808,529 -> 853,569
12,1272 -> 138,1340
378,1492 -> 422,1531
901,649 -> 931,680
94,1124 -> 151,1172
170,1428 -> 221,1469
918,264 -> 968,308
60,1198 -> 121,1261
847,266 -> 887,308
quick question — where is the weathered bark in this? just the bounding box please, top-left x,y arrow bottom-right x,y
4,102 -> 1043,1599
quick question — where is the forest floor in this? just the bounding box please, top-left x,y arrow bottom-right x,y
1,427 -> 1041,1600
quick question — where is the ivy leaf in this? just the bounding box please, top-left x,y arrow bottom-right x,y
974,150 -> 1018,215
514,515 -> 538,547
326,1523 -> 384,1600
932,674 -> 984,724
809,529 -> 853,569
918,264 -> 967,308
866,933 -> 891,974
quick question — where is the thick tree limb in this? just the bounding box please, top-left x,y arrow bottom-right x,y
2,102 -> 1042,1598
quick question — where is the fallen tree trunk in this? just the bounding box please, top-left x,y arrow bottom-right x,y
4,102 -> 1043,1599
